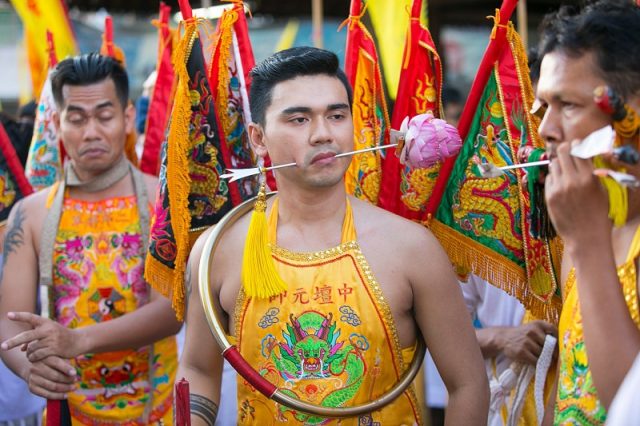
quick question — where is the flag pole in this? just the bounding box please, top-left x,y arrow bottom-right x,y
517,0 -> 528,51
312,0 -> 324,48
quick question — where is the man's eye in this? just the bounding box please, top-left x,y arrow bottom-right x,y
330,114 -> 345,120
68,116 -> 86,125
290,117 -> 307,124
98,114 -> 114,122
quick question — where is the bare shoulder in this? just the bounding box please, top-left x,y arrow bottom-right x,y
350,196 -> 440,253
15,187 -> 53,231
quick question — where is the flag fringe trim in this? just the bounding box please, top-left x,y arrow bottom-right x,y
430,219 -> 560,324
150,21 -> 198,321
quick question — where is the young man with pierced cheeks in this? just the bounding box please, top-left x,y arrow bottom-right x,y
178,47 -> 489,425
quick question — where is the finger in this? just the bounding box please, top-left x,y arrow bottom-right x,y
34,362 -> 77,385
556,142 -> 577,176
548,158 -> 561,179
1,330 -> 44,351
518,347 -> 538,365
7,311 -> 44,327
43,356 -> 77,378
528,323 -> 548,346
538,321 -> 558,337
525,339 -> 544,360
28,382 -> 68,400
27,347 -> 54,363
29,372 -> 75,396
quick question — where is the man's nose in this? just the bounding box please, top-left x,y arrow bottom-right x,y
538,106 -> 562,146
82,117 -> 101,140
309,118 -> 332,145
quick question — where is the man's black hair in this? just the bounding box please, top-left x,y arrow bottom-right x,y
537,0 -> 640,100
249,47 -> 353,126
527,47 -> 541,85
51,53 -> 129,109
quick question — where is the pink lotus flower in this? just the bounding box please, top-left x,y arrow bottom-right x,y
397,114 -> 462,169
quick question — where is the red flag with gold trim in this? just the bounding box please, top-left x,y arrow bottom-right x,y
140,2 -> 176,176
342,0 -> 390,205
427,0 -> 561,322
378,0 -> 443,222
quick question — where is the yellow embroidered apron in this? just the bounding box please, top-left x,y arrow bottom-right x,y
52,196 -> 177,425
555,226 -> 640,425
235,198 -> 422,425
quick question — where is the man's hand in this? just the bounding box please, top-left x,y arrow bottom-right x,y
24,355 -> 77,399
1,312 -> 85,362
545,141 -> 611,250
500,320 -> 557,365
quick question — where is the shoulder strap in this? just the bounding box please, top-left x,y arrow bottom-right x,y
625,224 -> 640,263
267,197 -> 356,245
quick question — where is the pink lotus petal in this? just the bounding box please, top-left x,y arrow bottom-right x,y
400,113 -> 462,169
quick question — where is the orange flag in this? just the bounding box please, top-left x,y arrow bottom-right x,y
342,0 -> 390,205
10,0 -> 78,98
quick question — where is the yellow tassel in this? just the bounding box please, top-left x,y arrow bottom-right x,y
594,156 -> 628,227
241,183 -> 288,299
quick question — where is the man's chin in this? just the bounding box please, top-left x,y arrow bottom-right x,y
74,160 -> 117,178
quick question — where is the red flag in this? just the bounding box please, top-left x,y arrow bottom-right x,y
0,120 -> 33,221
378,0 -> 443,221
426,0 -> 561,322
100,15 -> 139,167
140,2 -> 175,176
342,0 -> 390,205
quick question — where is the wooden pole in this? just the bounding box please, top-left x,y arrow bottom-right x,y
517,0 -> 528,50
312,0 -> 323,48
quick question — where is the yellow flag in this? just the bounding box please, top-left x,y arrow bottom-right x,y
10,0 -> 78,98
367,0 -> 427,99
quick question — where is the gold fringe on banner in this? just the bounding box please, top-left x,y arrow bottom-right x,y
144,22 -> 198,320
430,219 -> 560,324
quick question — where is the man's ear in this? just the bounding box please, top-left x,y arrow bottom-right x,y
124,102 -> 135,135
52,110 -> 61,131
248,122 -> 268,158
